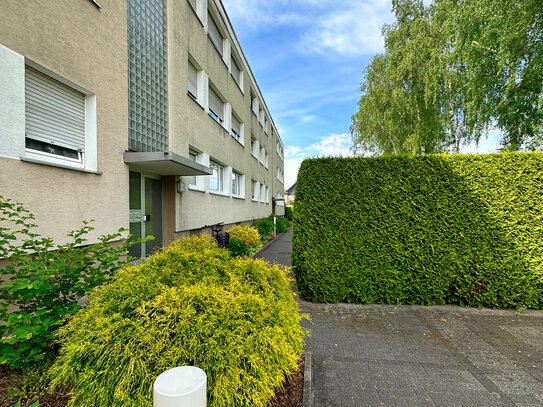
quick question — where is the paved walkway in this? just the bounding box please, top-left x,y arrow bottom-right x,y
257,229 -> 543,407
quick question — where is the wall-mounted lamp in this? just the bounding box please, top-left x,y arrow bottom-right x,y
177,180 -> 185,194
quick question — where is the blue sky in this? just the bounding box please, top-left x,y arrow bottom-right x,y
222,0 -> 500,188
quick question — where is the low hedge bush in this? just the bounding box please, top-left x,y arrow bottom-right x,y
227,225 -> 260,247
252,216 -> 289,238
50,235 -> 305,407
292,153 -> 543,309
253,217 -> 273,238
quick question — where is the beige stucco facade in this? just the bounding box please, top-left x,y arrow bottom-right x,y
0,0 -> 284,252
0,1 -> 129,245
169,1 -> 285,236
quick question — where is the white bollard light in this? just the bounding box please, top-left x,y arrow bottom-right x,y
153,366 -> 207,407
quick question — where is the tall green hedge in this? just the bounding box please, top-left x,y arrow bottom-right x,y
292,153 -> 543,309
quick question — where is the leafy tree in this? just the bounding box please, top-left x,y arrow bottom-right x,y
351,0 -> 543,154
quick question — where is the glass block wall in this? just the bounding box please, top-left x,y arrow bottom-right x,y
127,0 -> 168,152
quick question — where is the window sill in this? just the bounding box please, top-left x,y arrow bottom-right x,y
188,185 -> 205,193
209,190 -> 229,197
208,113 -> 228,132
251,154 -> 258,160
231,135 -> 245,147
233,195 -> 245,200
21,157 -> 102,175
188,92 -> 205,110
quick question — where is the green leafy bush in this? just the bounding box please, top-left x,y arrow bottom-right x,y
292,153 -> 543,309
272,215 -> 290,234
227,225 -> 260,247
226,237 -> 250,257
50,235 -> 305,407
253,217 -> 273,238
0,196 -> 143,369
285,206 -> 294,221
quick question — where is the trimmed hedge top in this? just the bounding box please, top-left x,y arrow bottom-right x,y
292,153 -> 543,309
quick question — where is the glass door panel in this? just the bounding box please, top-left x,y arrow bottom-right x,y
144,177 -> 163,255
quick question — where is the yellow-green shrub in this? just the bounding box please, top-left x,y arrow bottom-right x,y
49,235 -> 305,407
227,225 -> 260,247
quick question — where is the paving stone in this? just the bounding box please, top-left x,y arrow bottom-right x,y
258,230 -> 543,407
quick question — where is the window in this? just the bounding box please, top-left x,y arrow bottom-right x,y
264,116 -> 268,134
259,146 -> 267,165
209,160 -> 224,192
207,12 -> 224,56
260,184 -> 266,203
208,86 -> 224,123
250,92 -> 258,115
259,106 -> 264,125
252,180 -> 259,201
189,151 -> 198,186
251,136 -> 259,158
277,167 -> 284,183
276,142 -> 284,160
187,60 -> 198,99
232,170 -> 243,197
24,66 -> 91,169
231,55 -> 242,87
231,113 -> 242,142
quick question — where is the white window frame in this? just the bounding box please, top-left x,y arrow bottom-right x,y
209,160 -> 225,194
260,184 -> 266,203
231,111 -> 244,145
188,149 -> 206,192
259,146 -> 266,165
187,59 -> 199,101
250,92 -> 258,116
232,170 -> 244,199
230,54 -> 243,90
251,180 -> 260,201
251,137 -> 259,159
12,59 -> 97,172
277,167 -> 284,183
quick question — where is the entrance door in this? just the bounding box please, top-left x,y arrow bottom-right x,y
129,171 -> 163,258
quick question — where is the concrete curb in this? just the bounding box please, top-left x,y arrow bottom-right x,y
303,351 -> 313,407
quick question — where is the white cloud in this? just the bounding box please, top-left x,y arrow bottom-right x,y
300,0 -> 393,57
284,133 -> 354,187
222,0 -> 394,57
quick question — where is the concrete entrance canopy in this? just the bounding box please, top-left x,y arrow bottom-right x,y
124,151 -> 212,176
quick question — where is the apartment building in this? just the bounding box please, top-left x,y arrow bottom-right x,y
0,0 -> 285,257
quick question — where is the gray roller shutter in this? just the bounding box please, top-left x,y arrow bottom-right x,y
231,56 -> 241,85
208,13 -> 223,54
232,114 -> 241,136
208,87 -> 223,121
188,61 -> 198,97
25,67 -> 86,151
